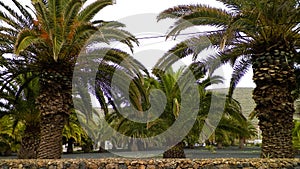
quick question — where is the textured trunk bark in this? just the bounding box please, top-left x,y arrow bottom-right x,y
239,137 -> 245,149
217,142 -> 223,149
38,114 -> 67,158
163,142 -> 186,158
98,141 -> 106,153
252,48 -> 296,158
188,143 -> 195,149
18,124 -> 40,159
66,138 -> 74,154
36,64 -> 73,159
82,142 -> 93,153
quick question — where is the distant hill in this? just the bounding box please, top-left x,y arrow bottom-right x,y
232,88 -> 256,119
212,87 -> 300,119
212,87 -> 258,126
212,87 -> 255,118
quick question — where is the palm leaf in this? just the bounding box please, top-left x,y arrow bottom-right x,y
14,29 -> 40,55
78,0 -> 112,22
153,36 -> 211,73
157,5 -> 204,21
228,57 -> 252,97
12,0 -> 34,23
166,6 -> 232,38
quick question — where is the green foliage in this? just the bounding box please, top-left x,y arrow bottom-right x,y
0,0 -> 140,158
0,115 -> 23,154
205,145 -> 216,153
63,112 -> 88,146
157,0 -> 300,97
13,0 -> 138,63
293,120 -> 300,150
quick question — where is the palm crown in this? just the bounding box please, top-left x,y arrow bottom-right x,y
0,0 -> 139,159
157,0 -> 300,158
14,0 -> 137,63
157,0 -> 300,94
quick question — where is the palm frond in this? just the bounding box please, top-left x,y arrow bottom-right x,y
157,4 -> 203,21
95,27 -> 139,52
78,0 -> 112,22
0,8 -> 18,29
165,6 -> 232,38
48,0 -> 63,26
216,0 -> 244,9
14,29 -> 40,55
153,36 -> 212,74
228,57 -> 252,97
33,1 -> 50,33
12,0 -> 34,24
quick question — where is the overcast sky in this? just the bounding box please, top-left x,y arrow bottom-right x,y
95,0 -> 255,88
5,0 -> 255,88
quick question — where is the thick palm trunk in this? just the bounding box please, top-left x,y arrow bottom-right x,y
163,142 -> 186,158
38,114 -> 67,158
37,64 -> 73,159
239,137 -> 245,149
98,141 -> 106,153
18,123 -> 40,159
66,138 -> 74,154
252,48 -> 296,158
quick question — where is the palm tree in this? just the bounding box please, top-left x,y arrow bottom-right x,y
157,0 -> 300,158
72,46 -> 150,152
62,111 -> 88,154
103,68 -> 186,157
151,67 -> 201,158
0,115 -> 23,156
0,0 -> 47,159
0,36 -> 40,159
93,50 -> 159,152
0,74 -> 40,159
8,0 -> 137,159
104,64 -> 219,158
293,119 -> 300,152
217,97 -> 256,149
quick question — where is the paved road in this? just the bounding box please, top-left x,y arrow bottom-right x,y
60,147 -> 261,159
2,147 -> 299,159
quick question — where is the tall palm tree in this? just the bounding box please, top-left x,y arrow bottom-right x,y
72,46 -> 150,151
0,0 -> 47,159
103,68 -> 186,157
104,64 -> 220,158
293,119 -> 300,151
62,111 -> 88,154
9,0 -> 137,159
0,72 -> 40,159
157,0 -> 300,158
0,3 -> 40,155
0,115 -> 23,156
93,49 -> 156,152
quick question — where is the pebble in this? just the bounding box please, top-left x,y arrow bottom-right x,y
1,158 -> 300,169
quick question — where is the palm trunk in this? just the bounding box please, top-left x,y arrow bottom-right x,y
239,137 -> 245,149
38,114 -> 67,158
18,123 -> 40,159
98,141 -> 106,153
82,140 -> 93,153
252,48 -> 296,158
66,138 -> 74,154
163,142 -> 185,158
37,64 -> 73,159
217,142 -> 223,149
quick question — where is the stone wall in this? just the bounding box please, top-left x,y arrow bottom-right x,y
1,158 -> 300,169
